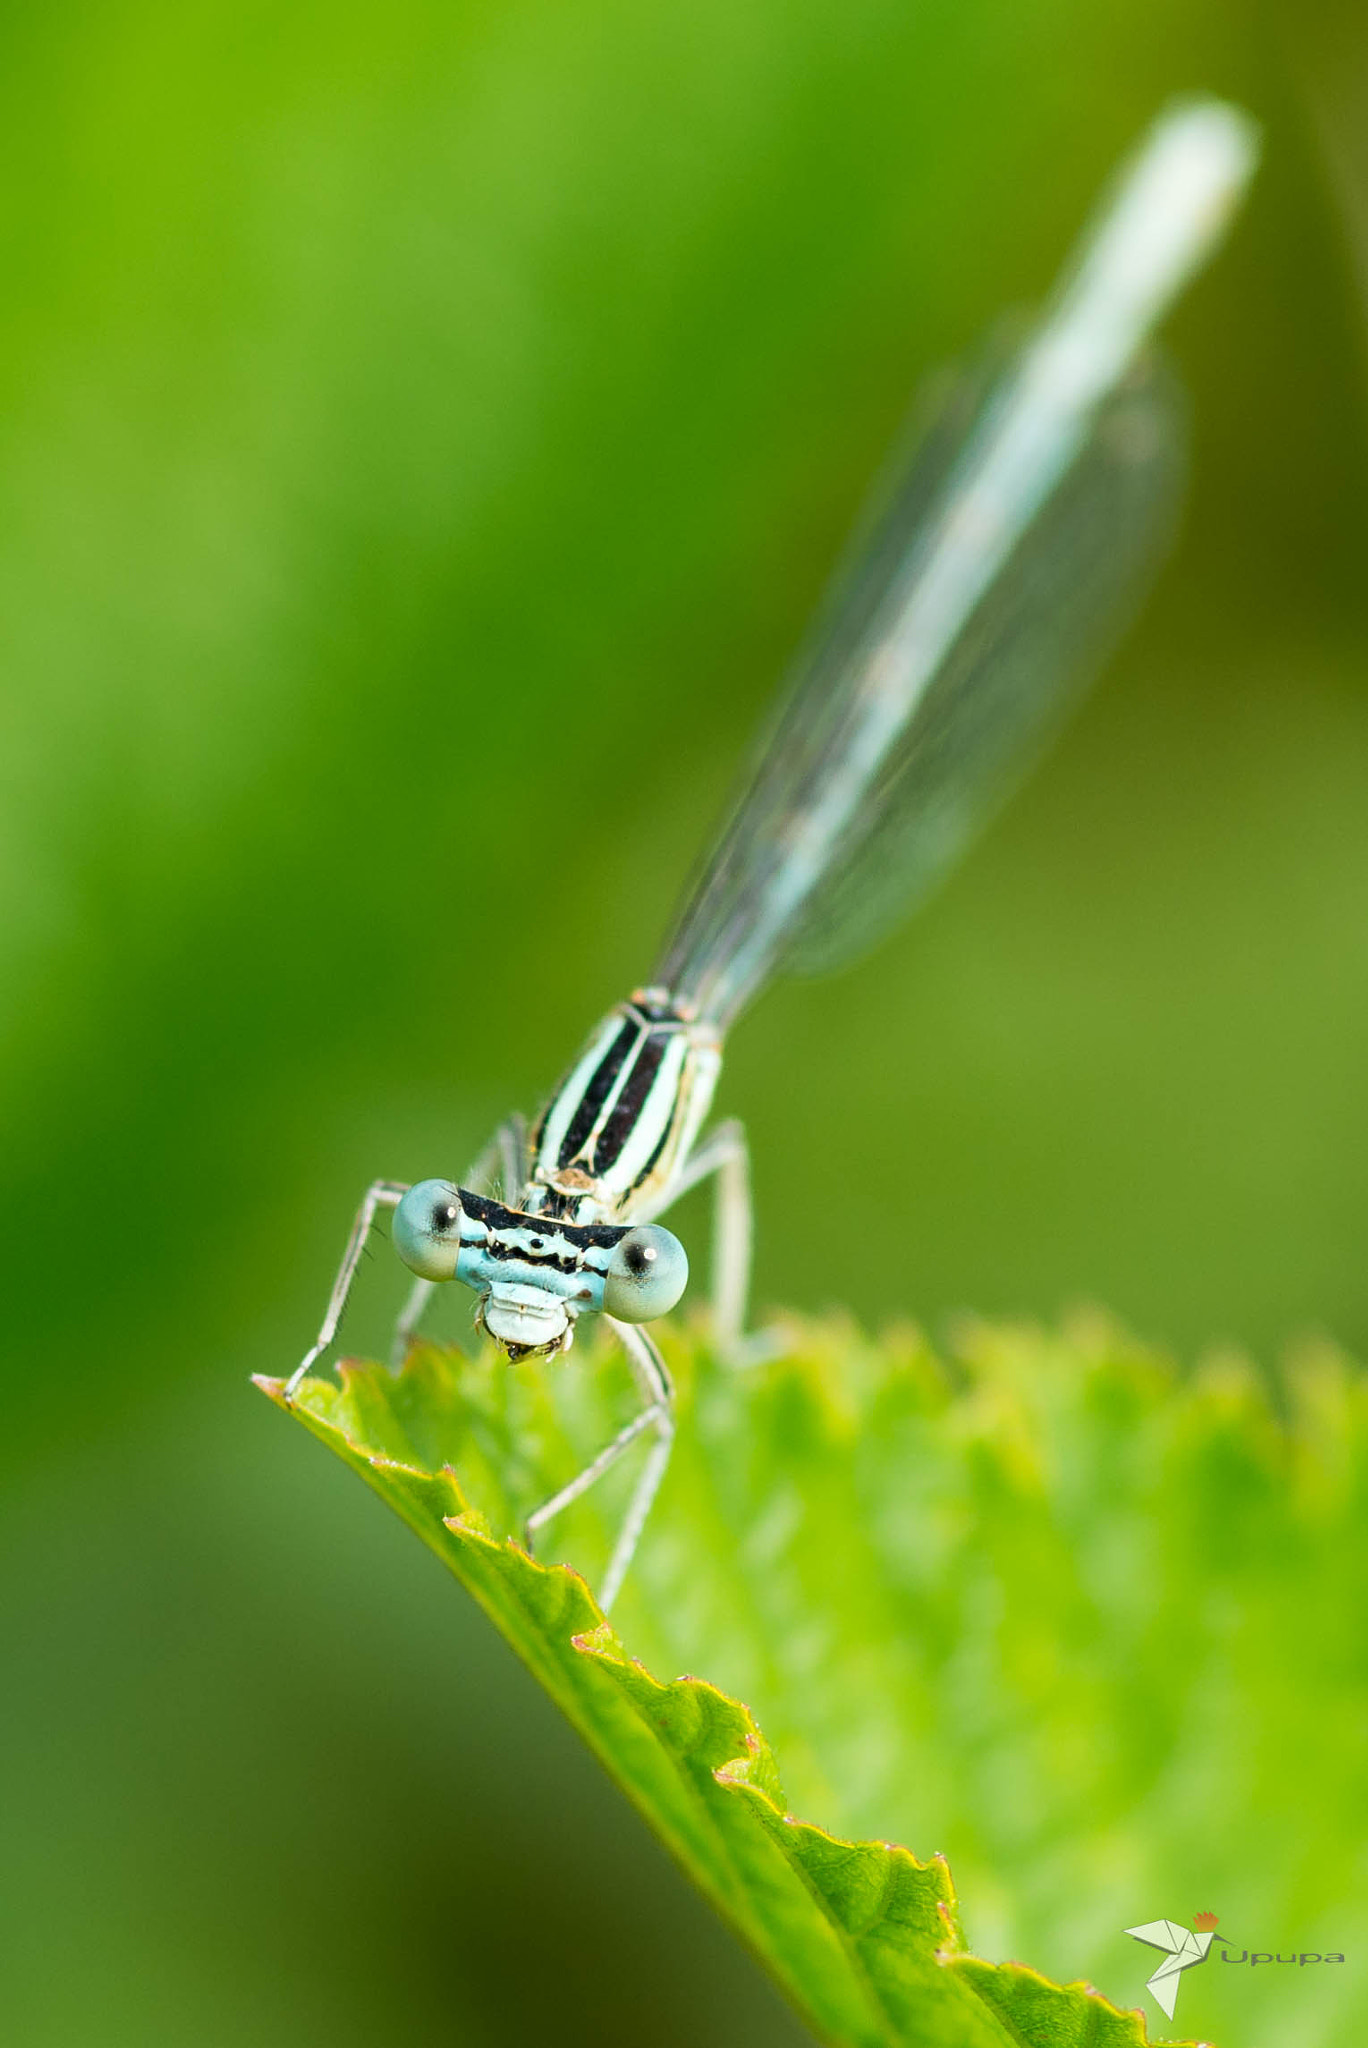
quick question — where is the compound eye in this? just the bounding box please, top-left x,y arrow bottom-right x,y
602,1225 -> 688,1323
392,1180 -> 464,1281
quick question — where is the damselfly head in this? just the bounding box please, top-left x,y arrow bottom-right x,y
392,1180 -> 689,1357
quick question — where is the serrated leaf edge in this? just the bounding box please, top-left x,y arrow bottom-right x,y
255,1366 -> 1186,2048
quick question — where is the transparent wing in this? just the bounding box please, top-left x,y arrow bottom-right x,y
787,360 -> 1183,977
649,99 -> 1253,1030
653,344 -> 1183,1026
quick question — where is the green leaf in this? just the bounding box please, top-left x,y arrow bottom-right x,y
256,1313 -> 1315,2048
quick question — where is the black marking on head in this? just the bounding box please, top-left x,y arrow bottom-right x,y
488,1240 -> 581,1277
459,1188 -> 629,1252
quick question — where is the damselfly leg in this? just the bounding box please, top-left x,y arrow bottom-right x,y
643,1117 -> 781,1367
643,1117 -> 750,1342
285,1179 -> 408,1400
525,1317 -> 675,1614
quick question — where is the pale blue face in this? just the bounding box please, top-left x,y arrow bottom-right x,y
392,1179 -> 688,1356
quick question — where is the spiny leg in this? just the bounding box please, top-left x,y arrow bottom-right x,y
643,1117 -> 778,1365
287,1179 -> 408,1400
598,1323 -> 676,1612
391,1115 -> 529,1366
524,1318 -> 674,1614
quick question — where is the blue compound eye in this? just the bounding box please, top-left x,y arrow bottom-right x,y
392,1180 -> 464,1281
602,1225 -> 688,1323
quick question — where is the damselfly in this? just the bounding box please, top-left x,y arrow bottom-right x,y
289,101 -> 1256,1609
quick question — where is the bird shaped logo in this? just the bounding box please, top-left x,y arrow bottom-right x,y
1124,1915 -> 1218,2018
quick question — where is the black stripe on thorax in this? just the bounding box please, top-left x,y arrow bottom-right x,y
551,1017 -> 638,1166
589,1028 -> 668,1176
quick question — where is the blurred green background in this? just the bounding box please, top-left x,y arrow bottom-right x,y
2,0 -> 1366,2042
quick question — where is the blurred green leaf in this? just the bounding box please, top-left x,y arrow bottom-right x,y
255,1308 -> 1368,2047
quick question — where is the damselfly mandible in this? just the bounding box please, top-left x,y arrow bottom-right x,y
288,101 -> 1257,1609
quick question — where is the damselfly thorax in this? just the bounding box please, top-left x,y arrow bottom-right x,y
285,102 -> 1256,1611
523,991 -> 721,1225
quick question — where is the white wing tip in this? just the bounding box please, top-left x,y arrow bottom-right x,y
1152,95 -> 1261,169
1144,94 -> 1261,224
1050,94 -> 1260,374
1115,96 -> 1261,277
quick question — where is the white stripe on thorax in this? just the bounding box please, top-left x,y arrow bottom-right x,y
596,1029 -> 689,1194
534,1014 -> 626,1173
